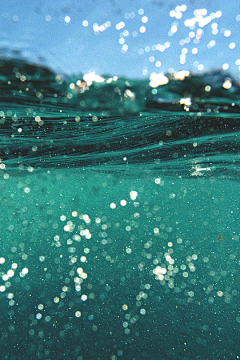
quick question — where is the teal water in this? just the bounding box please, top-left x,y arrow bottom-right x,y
0,59 -> 240,360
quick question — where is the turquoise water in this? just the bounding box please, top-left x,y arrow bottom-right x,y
0,59 -> 240,359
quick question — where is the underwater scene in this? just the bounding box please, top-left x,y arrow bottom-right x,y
1,2 -> 240,360
0,57 -> 240,360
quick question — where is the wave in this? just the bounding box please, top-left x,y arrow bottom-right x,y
0,58 -> 240,179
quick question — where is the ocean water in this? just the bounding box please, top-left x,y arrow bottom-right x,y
0,59 -> 240,360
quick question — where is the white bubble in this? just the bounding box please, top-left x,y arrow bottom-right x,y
215,11 -> 222,18
222,63 -> 229,70
224,30 -> 231,37
140,26 -> 146,33
229,42 -> 235,49
171,25 -> 178,33
141,16 -> 148,23
64,16 -> 71,23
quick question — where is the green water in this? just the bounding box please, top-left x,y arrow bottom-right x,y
0,59 -> 240,359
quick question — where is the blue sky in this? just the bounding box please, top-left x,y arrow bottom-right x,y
0,0 -> 240,79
